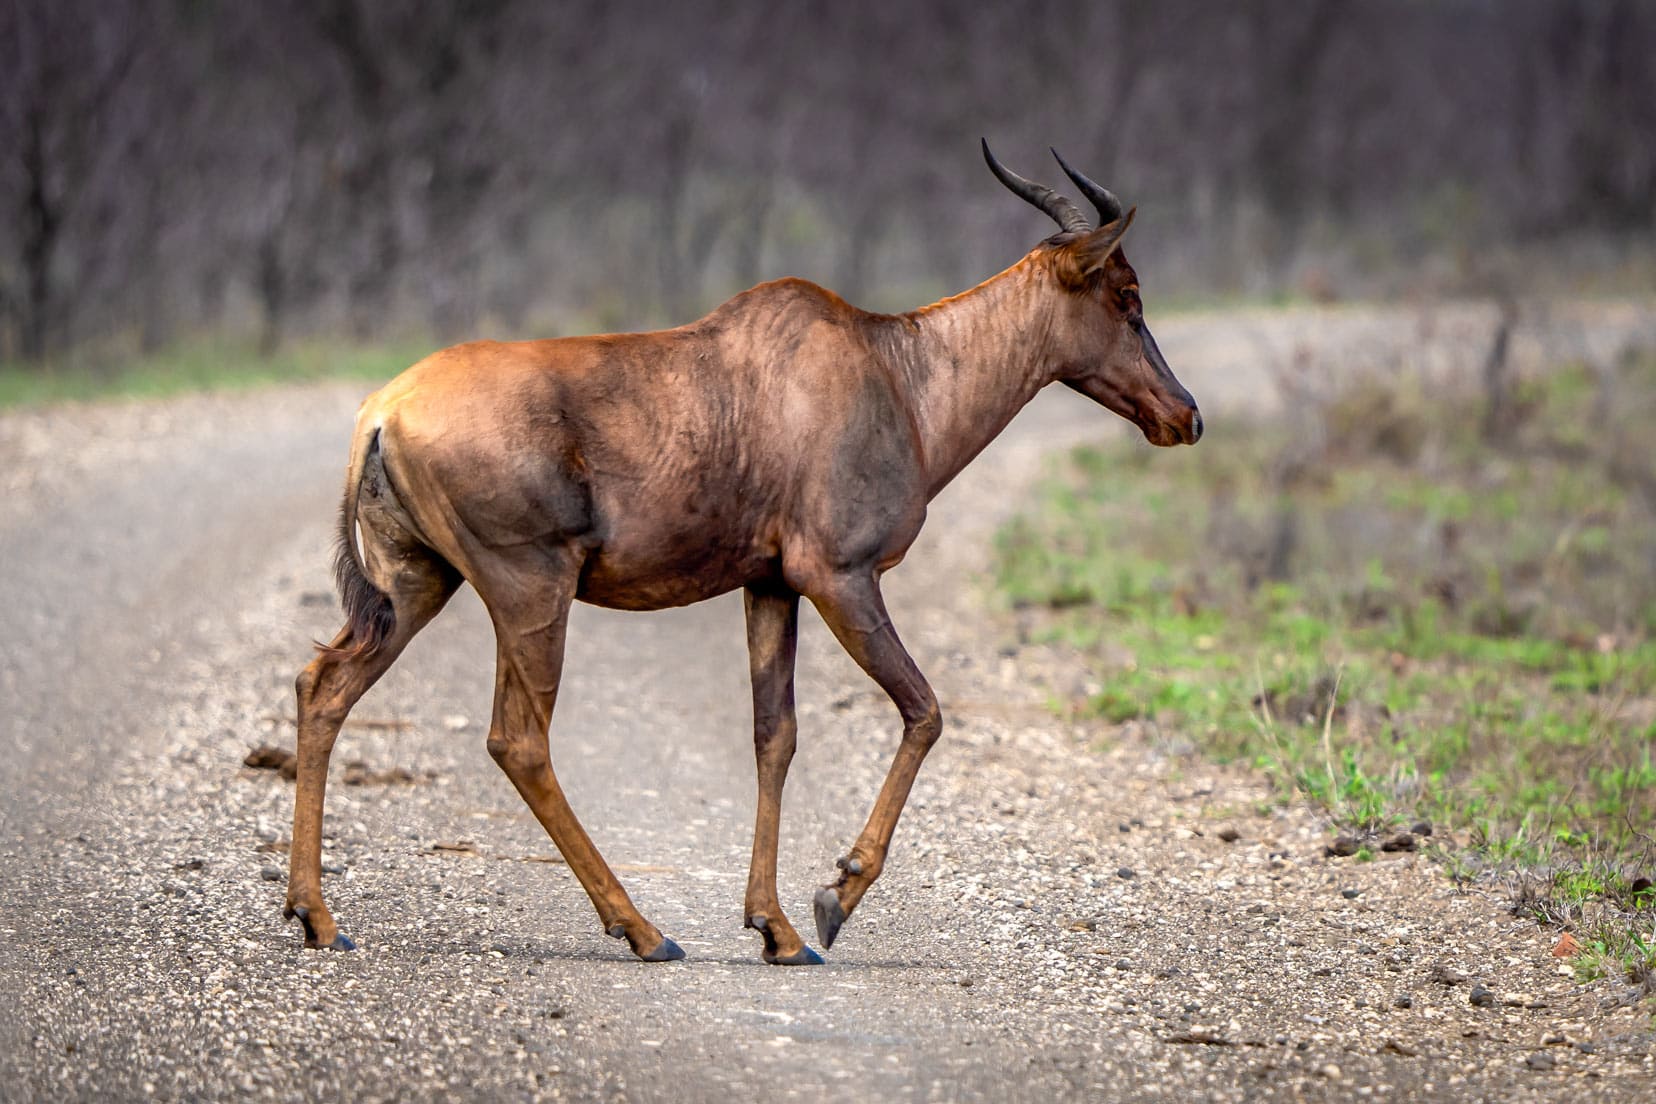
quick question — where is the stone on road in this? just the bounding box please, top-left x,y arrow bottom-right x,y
1,303 -> 1651,1101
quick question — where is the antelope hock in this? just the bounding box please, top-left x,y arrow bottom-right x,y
283,141 -> 1201,965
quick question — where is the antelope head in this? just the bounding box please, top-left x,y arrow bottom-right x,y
984,140 -> 1203,447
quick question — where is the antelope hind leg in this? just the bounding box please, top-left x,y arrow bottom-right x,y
285,559 -> 456,950
480,549 -> 685,963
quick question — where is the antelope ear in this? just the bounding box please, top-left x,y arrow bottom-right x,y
1056,207 -> 1136,286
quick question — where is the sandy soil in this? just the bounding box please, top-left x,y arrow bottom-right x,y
1,300 -> 1652,1101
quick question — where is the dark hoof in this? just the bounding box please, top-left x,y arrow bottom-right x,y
639,935 -> 686,963
765,944 -> 825,966
748,914 -> 820,964
287,905 -> 354,950
813,887 -> 847,950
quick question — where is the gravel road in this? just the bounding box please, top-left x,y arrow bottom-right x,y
2,301 -> 1652,1101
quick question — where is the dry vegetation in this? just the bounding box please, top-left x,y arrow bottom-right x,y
997,338 -> 1656,999
3,1 -> 1653,370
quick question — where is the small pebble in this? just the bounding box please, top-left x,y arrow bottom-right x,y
1469,985 -> 1495,1007
1326,837 -> 1359,857
1217,827 -> 1240,843
1410,820 -> 1433,837
1524,1052 -> 1555,1071
1430,964 -> 1468,986
1393,993 -> 1413,1009
1381,832 -> 1417,852
1116,867 -> 1136,880
260,866 -> 282,882
1341,888 -> 1361,899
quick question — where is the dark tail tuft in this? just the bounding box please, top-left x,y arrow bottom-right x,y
318,430 -> 395,659
327,512 -> 395,658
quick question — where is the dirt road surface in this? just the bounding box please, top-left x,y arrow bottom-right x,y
2,302 -> 1652,1101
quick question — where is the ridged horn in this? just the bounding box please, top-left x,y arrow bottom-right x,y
1051,147 -> 1125,226
981,139 -> 1090,235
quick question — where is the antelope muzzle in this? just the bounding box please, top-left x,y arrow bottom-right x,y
1136,322 -> 1202,446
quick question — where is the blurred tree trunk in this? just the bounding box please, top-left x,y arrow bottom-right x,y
1240,0 -> 1340,281
1479,298 -> 1519,444
827,113 -> 885,307
1551,0 -> 1656,230
132,172 -> 171,355
310,0 -> 401,340
653,96 -> 744,322
256,234 -> 288,358
5,2 -> 138,362
835,204 -> 885,309
0,0 -> 1651,363
18,114 -> 57,362
730,175 -> 776,293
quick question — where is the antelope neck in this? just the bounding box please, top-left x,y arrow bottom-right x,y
885,259 -> 1061,498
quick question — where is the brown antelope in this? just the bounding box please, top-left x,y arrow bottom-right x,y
284,141 -> 1201,965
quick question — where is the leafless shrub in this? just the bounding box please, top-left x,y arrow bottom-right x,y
2,1 -> 1654,364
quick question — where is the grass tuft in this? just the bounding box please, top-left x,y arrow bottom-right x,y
997,348 -> 1656,995
0,339 -> 427,408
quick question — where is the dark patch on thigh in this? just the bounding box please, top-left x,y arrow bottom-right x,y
448,445 -> 596,551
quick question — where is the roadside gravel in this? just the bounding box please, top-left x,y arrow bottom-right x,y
1,301 -> 1651,1101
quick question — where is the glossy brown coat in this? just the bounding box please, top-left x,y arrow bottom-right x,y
284,155 -> 1201,964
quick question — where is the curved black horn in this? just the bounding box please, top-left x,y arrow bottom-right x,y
1051,147 -> 1125,226
981,139 -> 1090,234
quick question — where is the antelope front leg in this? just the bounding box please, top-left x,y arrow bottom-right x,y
481,553 -> 683,964
741,585 -> 822,965
807,572 -> 942,950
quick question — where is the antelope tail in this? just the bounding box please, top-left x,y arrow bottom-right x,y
320,421 -> 395,659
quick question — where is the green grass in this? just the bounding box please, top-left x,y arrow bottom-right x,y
997,352 -> 1656,996
0,339 -> 428,408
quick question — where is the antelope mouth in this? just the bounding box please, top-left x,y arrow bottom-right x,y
1139,404 -> 1203,447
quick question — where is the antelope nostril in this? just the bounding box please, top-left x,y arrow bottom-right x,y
1190,410 -> 1204,443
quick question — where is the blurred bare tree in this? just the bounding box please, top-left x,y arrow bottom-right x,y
0,0 -> 1651,365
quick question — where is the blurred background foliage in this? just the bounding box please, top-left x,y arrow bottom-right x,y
1,0 -> 1653,372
